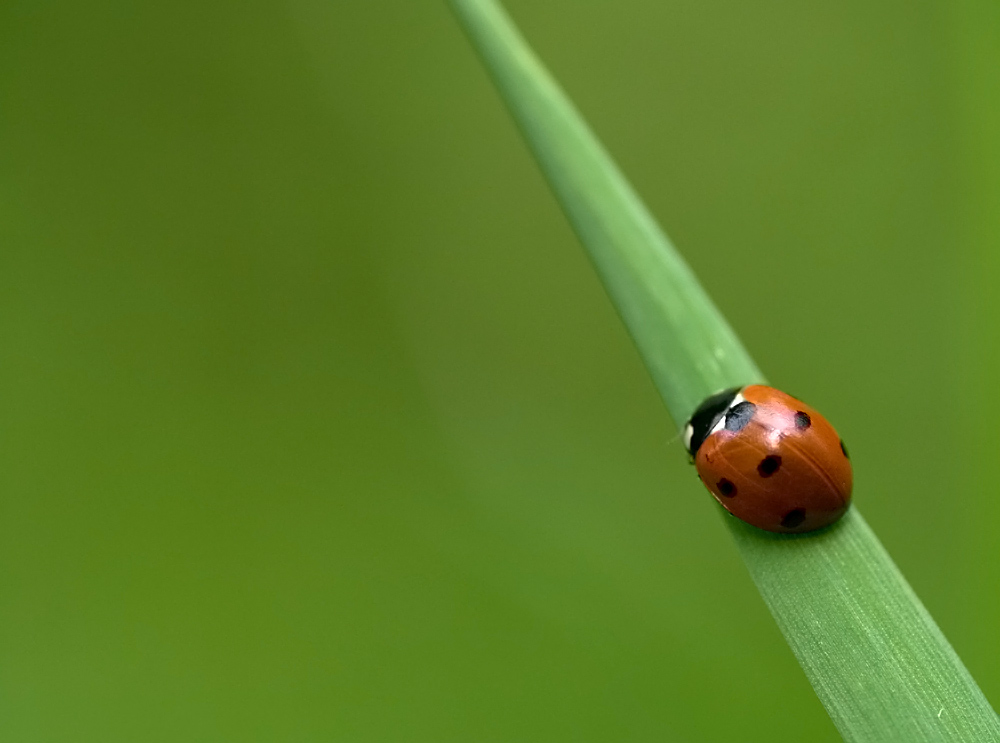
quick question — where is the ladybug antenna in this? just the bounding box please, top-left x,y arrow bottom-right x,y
665,430 -> 687,450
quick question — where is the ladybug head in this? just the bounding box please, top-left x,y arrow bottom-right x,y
684,387 -> 742,456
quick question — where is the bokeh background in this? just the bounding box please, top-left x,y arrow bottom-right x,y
2,1 -> 999,740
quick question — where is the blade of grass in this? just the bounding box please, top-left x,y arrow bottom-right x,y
448,1 -> 1000,740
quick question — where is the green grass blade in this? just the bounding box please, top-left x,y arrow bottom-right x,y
449,1 -> 1000,740
449,1 -> 761,429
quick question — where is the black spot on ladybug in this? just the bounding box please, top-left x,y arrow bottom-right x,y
757,455 -> 782,477
717,478 -> 736,497
794,411 -> 811,429
725,401 -> 756,433
781,509 -> 806,529
840,439 -> 849,458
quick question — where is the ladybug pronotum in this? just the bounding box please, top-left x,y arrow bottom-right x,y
683,385 -> 852,533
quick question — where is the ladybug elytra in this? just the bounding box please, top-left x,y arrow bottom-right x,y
684,385 -> 852,533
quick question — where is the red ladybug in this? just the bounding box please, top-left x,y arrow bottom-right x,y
683,385 -> 852,533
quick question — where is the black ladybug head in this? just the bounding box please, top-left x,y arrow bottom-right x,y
683,387 -> 741,456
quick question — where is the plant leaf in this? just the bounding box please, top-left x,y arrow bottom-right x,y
448,0 -> 1000,739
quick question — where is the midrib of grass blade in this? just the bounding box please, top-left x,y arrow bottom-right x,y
448,1 -> 1000,740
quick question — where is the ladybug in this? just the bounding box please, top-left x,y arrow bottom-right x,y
683,385 -> 852,533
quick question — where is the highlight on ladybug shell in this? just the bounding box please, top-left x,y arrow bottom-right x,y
683,385 -> 852,533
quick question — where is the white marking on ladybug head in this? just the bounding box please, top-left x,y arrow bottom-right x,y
708,391 -> 747,437
682,423 -> 693,451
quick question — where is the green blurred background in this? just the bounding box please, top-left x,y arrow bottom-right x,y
2,1 -> 999,740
